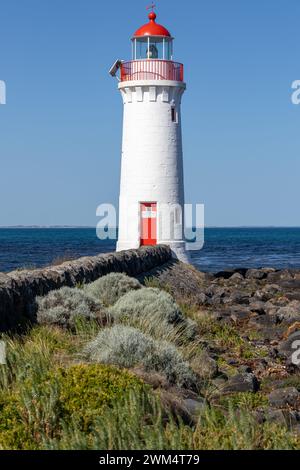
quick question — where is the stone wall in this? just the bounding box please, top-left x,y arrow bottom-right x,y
0,245 -> 172,332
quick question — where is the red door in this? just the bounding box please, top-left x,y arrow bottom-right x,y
140,202 -> 157,246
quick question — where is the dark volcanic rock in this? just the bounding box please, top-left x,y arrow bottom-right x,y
214,270 -> 237,279
268,387 -> 300,408
264,409 -> 300,427
229,273 -> 244,282
183,398 -> 207,421
223,373 -> 259,393
246,269 -> 268,280
226,290 -> 250,305
249,301 -> 266,315
194,353 -> 219,379
214,268 -> 248,279
276,301 -> 300,324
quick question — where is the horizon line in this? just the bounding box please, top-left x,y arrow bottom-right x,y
1,225 -> 300,229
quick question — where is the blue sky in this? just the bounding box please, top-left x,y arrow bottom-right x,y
0,0 -> 299,227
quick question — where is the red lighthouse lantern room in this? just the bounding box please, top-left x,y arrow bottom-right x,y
120,11 -> 184,82
132,12 -> 173,60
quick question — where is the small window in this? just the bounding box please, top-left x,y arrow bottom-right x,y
171,106 -> 177,123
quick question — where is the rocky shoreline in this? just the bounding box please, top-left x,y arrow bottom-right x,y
142,262 -> 300,430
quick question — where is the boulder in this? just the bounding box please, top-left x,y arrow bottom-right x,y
268,387 -> 300,408
223,373 -> 259,393
264,409 -> 300,427
246,269 -> 268,280
276,301 -> 300,323
183,398 -> 207,421
249,301 -> 266,315
191,351 -> 218,380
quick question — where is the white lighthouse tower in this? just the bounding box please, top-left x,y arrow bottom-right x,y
110,9 -> 188,262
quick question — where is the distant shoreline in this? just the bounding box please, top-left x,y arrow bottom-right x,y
1,226 -> 300,229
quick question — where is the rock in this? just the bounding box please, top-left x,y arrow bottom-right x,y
226,290 -> 250,305
264,409 -> 300,427
248,314 -> 278,332
251,358 -> 269,375
268,387 -> 300,408
183,398 -> 207,421
249,301 -> 266,315
276,301 -> 300,323
267,270 -> 294,283
197,292 -> 209,305
230,307 -> 252,323
214,270 -> 236,279
205,285 -> 227,298
192,353 -> 218,379
212,376 -> 228,390
229,273 -> 245,282
264,284 -> 281,296
239,365 -> 253,373
246,269 -> 268,280
223,373 -> 259,393
214,268 -> 248,279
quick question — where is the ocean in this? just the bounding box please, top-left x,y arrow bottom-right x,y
0,227 -> 300,273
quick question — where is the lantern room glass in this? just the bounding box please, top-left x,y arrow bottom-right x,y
132,37 -> 173,61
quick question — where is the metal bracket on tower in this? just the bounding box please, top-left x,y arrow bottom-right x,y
109,60 -> 122,80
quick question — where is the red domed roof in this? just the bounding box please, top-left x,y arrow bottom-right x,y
133,12 -> 171,38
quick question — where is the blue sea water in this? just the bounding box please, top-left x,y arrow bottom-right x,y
0,227 -> 300,273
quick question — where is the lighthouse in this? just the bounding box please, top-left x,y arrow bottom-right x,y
110,9 -> 188,262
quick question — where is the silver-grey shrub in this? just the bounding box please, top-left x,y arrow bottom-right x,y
84,325 -> 198,389
84,273 -> 142,306
109,288 -> 185,326
36,287 -> 108,331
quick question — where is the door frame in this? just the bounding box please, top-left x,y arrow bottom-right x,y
139,201 -> 158,246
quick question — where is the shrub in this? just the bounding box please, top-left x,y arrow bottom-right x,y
36,287 -> 108,331
51,364 -> 145,431
84,325 -> 197,389
85,273 -> 142,306
0,363 -> 144,449
108,287 -> 197,344
109,287 -> 184,326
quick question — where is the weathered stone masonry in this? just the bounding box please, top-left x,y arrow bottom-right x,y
0,245 -> 172,332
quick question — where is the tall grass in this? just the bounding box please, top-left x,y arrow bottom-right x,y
43,388 -> 300,451
0,325 -> 299,450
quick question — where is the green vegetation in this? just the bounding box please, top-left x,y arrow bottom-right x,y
84,325 -> 198,389
218,392 -> 269,411
0,272 -> 299,450
108,287 -> 197,341
85,272 -> 142,306
109,287 -> 185,325
36,287 -> 108,331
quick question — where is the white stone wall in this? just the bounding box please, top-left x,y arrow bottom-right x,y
117,79 -> 188,262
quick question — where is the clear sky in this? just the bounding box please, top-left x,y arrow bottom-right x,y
0,0 -> 299,227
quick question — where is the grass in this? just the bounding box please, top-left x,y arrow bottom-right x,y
0,323 -> 299,450
144,276 -> 172,294
218,392 -> 269,411
0,275 -> 300,450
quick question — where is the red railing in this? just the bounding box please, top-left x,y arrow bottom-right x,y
120,60 -> 184,82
